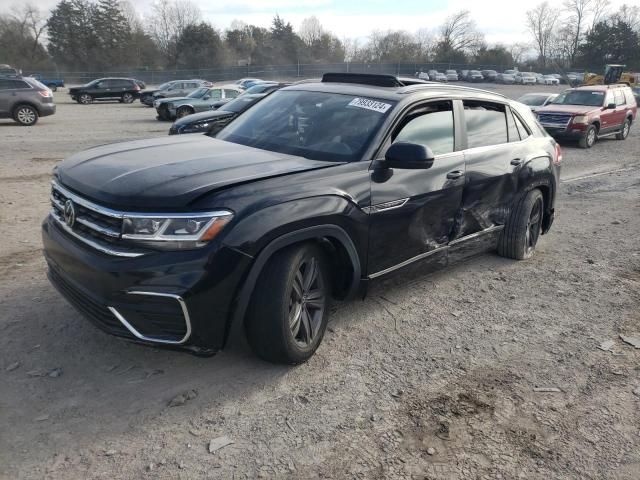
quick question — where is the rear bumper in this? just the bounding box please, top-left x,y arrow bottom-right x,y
39,104 -> 56,117
42,215 -> 253,352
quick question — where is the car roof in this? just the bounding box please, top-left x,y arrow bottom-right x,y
574,84 -> 630,91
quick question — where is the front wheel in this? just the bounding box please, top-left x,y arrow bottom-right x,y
498,189 -> 544,260
616,120 -> 630,140
579,125 -> 597,148
176,106 -> 194,118
121,92 -> 135,104
78,93 -> 93,105
245,243 -> 331,364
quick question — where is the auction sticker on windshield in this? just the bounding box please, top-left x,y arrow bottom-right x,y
348,97 -> 392,113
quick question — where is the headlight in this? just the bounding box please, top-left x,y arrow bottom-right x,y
573,115 -> 589,124
153,100 -> 159,108
122,211 -> 233,250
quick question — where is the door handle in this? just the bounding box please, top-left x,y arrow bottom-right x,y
446,170 -> 464,180
510,158 -> 523,166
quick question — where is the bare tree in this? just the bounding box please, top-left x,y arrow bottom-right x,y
591,0 -> 610,29
526,2 -> 559,67
508,42 -> 530,64
614,3 -> 640,31
563,0 -> 594,65
438,10 -> 484,55
147,0 -> 201,67
298,16 -> 324,47
415,28 -> 435,61
10,2 -> 47,62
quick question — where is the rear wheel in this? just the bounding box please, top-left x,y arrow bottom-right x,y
78,93 -> 93,105
176,106 -> 194,119
616,119 -> 630,140
13,105 -> 38,126
497,189 -> 544,260
50,85 -> 58,92
245,243 -> 331,364
121,92 -> 135,104
579,125 -> 597,148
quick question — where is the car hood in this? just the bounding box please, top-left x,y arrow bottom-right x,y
536,104 -> 600,115
55,135 -> 340,209
173,109 -> 235,127
155,96 -> 191,105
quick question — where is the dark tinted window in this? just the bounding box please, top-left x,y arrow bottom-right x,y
464,101 -> 508,148
393,101 -> 454,155
614,90 -> 625,106
0,79 -> 13,90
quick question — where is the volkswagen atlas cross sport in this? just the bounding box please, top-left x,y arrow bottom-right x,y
42,73 -> 561,364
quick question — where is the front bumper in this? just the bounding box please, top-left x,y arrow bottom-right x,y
541,123 -> 587,139
42,215 -> 252,352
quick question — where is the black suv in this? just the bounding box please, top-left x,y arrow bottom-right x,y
69,77 -> 141,104
42,73 -> 561,364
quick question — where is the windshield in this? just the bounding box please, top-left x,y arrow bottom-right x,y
221,95 -> 263,113
158,82 -> 172,90
217,90 -> 395,162
551,90 -> 605,106
518,94 -> 549,106
188,87 -> 209,98
244,84 -> 276,94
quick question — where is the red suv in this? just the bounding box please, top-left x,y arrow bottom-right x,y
535,84 -> 636,148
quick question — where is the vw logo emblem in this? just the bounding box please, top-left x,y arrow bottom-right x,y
63,199 -> 76,228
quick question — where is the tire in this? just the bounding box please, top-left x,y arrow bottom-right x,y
616,119 -> 630,140
121,92 -> 135,104
497,189 -> 544,260
578,125 -> 597,148
78,93 -> 93,105
51,85 -> 58,92
245,243 -> 331,364
13,104 -> 39,126
157,106 -> 169,121
176,106 -> 194,118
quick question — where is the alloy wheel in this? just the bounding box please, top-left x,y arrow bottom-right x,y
16,107 -> 36,125
622,122 -> 630,139
288,256 -> 326,347
524,197 -> 543,256
79,94 -> 92,104
122,93 -> 134,103
587,128 -> 596,147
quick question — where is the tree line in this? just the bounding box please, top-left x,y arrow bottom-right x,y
1,0 -> 639,74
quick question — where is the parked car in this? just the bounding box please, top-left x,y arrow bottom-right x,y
445,70 -> 459,81
235,78 -> 264,89
632,86 -> 640,106
459,69 -> 469,81
416,71 -> 430,81
170,83 -> 289,135
0,75 -> 56,125
170,94 -> 265,135
504,69 -> 518,75
432,72 -> 448,82
140,79 -> 212,106
467,70 -> 484,82
496,73 -> 516,84
536,84 -> 637,148
427,70 -> 438,80
155,85 -> 243,120
516,72 -> 537,85
28,74 -> 65,91
69,78 -> 141,104
481,70 -> 498,82
0,64 -> 20,75
43,72 -> 560,363
542,75 -> 560,86
566,72 -> 584,86
516,93 -> 558,112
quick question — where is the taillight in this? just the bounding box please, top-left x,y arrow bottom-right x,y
134,84 -> 140,91
553,143 -> 562,165
38,90 -> 52,97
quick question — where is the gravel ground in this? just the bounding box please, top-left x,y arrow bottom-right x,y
0,84 -> 639,480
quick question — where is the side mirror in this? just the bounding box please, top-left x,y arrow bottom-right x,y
605,102 -> 616,110
384,142 -> 435,169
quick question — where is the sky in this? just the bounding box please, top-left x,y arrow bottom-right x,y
0,0 -> 632,45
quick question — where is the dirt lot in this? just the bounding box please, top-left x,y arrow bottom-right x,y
0,84 -> 639,480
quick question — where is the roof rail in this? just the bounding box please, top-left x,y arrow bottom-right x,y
398,83 -> 507,98
321,72 -> 403,87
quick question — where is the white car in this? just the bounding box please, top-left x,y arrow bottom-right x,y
516,73 -> 537,85
417,71 -> 430,80
432,72 -> 448,82
516,93 -> 558,112
445,70 -> 458,81
542,75 -> 560,85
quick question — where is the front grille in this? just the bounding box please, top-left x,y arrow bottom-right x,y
538,113 -> 571,127
50,181 -> 146,257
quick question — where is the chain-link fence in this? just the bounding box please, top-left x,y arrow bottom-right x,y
32,62 -> 588,85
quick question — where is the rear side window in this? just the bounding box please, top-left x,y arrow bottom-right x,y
512,109 -> 531,139
393,101 -> 454,156
208,89 -> 222,99
0,79 -> 13,90
224,89 -> 240,99
506,108 -> 520,142
11,80 -> 31,89
463,101 -> 508,148
614,90 -> 625,106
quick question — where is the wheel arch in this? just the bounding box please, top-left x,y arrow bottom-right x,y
516,157 -> 556,234
12,101 -> 41,117
225,224 -> 361,347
